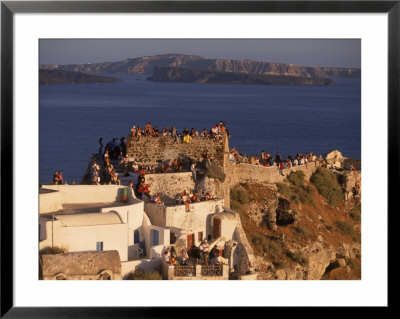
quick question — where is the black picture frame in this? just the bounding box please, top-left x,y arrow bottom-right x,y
1,1 -> 394,317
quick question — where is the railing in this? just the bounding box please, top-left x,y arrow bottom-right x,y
174,265 -> 196,277
201,264 -> 223,277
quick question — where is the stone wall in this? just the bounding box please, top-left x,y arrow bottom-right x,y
40,250 -> 122,280
126,135 -> 225,167
225,161 -> 319,187
145,172 -> 195,201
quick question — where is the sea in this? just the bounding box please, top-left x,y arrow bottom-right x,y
39,74 -> 361,185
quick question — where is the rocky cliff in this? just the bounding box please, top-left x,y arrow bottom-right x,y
230,169 -> 361,280
39,69 -> 122,85
40,53 -> 361,78
147,66 -> 335,86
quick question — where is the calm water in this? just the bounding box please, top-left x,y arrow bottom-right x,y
39,75 -> 361,184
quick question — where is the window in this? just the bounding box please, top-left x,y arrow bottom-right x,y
150,229 -> 159,246
96,241 -> 103,251
198,231 -> 203,242
134,230 -> 140,244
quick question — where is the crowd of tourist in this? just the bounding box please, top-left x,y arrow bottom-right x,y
130,121 -> 230,143
99,136 -> 127,160
229,147 -> 329,173
176,190 -> 213,212
162,239 -> 221,266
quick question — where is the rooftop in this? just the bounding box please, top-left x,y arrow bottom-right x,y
41,202 -> 127,216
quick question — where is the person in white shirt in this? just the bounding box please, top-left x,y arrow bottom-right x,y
162,247 -> 171,264
199,239 -> 210,265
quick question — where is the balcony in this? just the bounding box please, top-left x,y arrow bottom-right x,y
162,261 -> 228,280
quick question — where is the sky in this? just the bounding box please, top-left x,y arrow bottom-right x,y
39,39 -> 361,68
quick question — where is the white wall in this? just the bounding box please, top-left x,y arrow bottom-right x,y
166,199 -> 224,238
144,203 -> 166,228
145,199 -> 224,240
40,185 -> 131,204
143,225 -> 170,258
39,192 -> 63,214
40,220 -> 129,261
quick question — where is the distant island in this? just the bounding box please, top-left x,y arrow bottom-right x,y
39,69 -> 122,85
147,66 -> 335,86
39,53 -> 361,79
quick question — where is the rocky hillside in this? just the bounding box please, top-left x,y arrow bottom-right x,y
39,69 -> 122,85
147,66 -> 335,86
40,53 -> 361,78
231,168 -> 361,280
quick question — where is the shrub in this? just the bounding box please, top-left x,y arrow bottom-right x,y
230,187 -> 249,205
287,250 -> 309,266
125,270 -> 162,280
295,185 -> 314,205
335,221 -> 355,236
277,183 -> 314,205
310,167 -> 344,206
287,171 -> 306,187
40,246 -> 66,255
277,183 -> 293,200
230,200 -> 242,212
248,234 -> 283,261
262,239 -> 283,261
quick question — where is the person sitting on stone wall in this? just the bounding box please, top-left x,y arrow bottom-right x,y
136,180 -> 150,200
210,245 -> 219,265
190,128 -> 198,137
152,126 -> 160,137
175,133 -> 181,144
192,192 -> 201,202
201,128 -> 208,138
181,190 -> 191,212
278,161 -> 285,176
183,132 -> 192,144
162,247 -> 171,264
158,163 -> 167,173
162,126 -> 169,136
199,239 -> 210,265
144,122 -> 152,136
170,126 -> 177,138
166,159 -> 173,172
180,249 -> 189,266
136,125 -> 142,140
178,158 -> 184,171
172,159 -> 179,172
